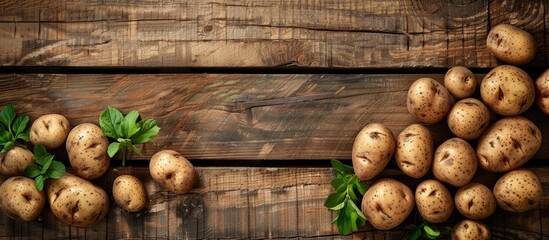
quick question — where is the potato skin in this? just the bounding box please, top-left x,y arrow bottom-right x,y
477,116 -> 541,172
455,182 -> 496,220
487,23 -> 537,65
447,98 -> 490,140
352,123 -> 395,181
432,138 -> 477,187
480,65 -> 535,116
66,123 -> 110,180
415,179 -> 453,223
535,69 -> 549,115
113,175 -> 148,212
493,169 -> 542,212
444,66 -> 477,99
46,174 -> 109,227
0,146 -> 35,177
451,219 -> 491,240
407,78 -> 452,124
30,114 -> 70,150
361,178 -> 414,230
395,124 -> 433,179
0,176 -> 46,221
149,150 -> 197,194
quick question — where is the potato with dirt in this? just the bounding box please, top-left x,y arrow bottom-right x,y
444,66 -> 477,99
149,150 -> 198,194
432,138 -> 477,187
0,146 -> 34,177
487,23 -> 537,65
455,182 -> 496,220
352,123 -> 395,181
0,176 -> 45,221
407,78 -> 453,124
66,123 -> 110,180
415,179 -> 453,223
394,124 -> 433,179
361,178 -> 414,230
493,169 -> 542,213
447,98 -> 490,140
113,175 -> 148,212
30,114 -> 70,150
451,219 -> 491,240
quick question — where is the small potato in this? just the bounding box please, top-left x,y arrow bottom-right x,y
113,175 -> 148,212
361,178 -> 414,230
444,66 -> 477,99
432,138 -> 477,187
352,123 -> 395,181
480,65 -> 535,116
493,169 -> 542,212
395,124 -> 433,179
451,219 -> 491,240
0,176 -> 46,221
66,123 -> 110,180
535,69 -> 549,115
415,179 -> 453,223
477,116 -> 542,172
407,78 -> 452,124
487,23 -> 537,65
30,114 -> 70,150
46,174 -> 109,227
455,182 -> 496,220
149,150 -> 197,194
447,98 -> 490,140
0,146 -> 34,177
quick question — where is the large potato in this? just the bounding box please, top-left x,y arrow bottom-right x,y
46,174 -> 109,227
447,98 -> 490,140
480,65 -> 535,116
352,123 -> 395,181
407,78 -> 452,124
493,169 -> 542,213
444,66 -> 477,99
535,69 -> 549,115
66,123 -> 110,180
113,175 -> 148,212
30,114 -> 70,149
486,23 -> 537,65
395,124 -> 433,179
415,179 -> 453,223
477,116 -> 541,172
149,150 -> 197,194
361,178 -> 414,230
0,146 -> 34,177
432,138 -> 477,187
455,182 -> 496,220
0,176 -> 45,221
451,219 -> 491,240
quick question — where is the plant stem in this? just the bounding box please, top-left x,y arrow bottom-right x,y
121,145 -> 127,166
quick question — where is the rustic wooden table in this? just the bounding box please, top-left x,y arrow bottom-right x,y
0,1 -> 548,239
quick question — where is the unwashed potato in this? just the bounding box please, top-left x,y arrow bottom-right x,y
486,23 -> 537,65
46,174 -> 109,227
415,179 -> 453,223
480,65 -> 535,116
30,114 -> 70,150
0,146 -> 34,177
477,116 -> 542,172
535,69 -> 549,115
407,78 -> 453,124
455,182 -> 496,220
432,138 -> 477,187
149,150 -> 197,194
451,219 -> 491,240
361,178 -> 414,230
395,124 -> 433,179
493,169 -> 542,212
352,123 -> 395,181
66,123 -> 110,180
0,176 -> 45,221
113,175 -> 148,212
444,66 -> 477,99
447,98 -> 491,140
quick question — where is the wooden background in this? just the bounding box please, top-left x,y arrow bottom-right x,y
0,0 -> 548,239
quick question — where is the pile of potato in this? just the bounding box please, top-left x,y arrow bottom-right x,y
353,23 -> 544,239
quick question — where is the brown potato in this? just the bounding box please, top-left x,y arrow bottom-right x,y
395,124 -> 433,179
113,175 -> 148,212
432,138 -> 477,187
447,98 -> 490,140
361,178 -> 414,230
66,123 -> 110,180
407,78 -> 452,124
0,146 -> 34,177
535,69 -> 549,115
0,176 -> 46,221
415,179 -> 453,223
493,169 -> 542,212
149,150 -> 197,194
487,23 -> 537,65
352,123 -> 395,181
455,182 -> 496,220
451,219 -> 491,240
30,114 -> 70,150
444,66 -> 477,99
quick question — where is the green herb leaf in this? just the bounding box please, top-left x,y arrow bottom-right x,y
35,175 -> 45,191
423,224 -> 440,238
355,181 -> 368,195
0,104 -> 30,154
330,159 -> 353,174
33,144 -> 50,166
128,142 -> 142,155
122,110 -> 140,138
24,164 -> 41,178
330,176 -> 345,189
0,104 -> 15,129
131,119 -> 160,144
46,161 -> 66,179
107,142 -> 121,158
99,106 -> 124,139
13,115 -> 29,137
25,144 -> 66,191
1,139 -> 13,154
409,228 -> 421,240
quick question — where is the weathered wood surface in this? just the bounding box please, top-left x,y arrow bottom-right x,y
0,0 -> 547,67
1,166 -> 548,239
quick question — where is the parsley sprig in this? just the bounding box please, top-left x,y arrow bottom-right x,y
0,104 -> 30,153
324,160 -> 369,235
24,144 -> 66,191
407,222 -> 449,240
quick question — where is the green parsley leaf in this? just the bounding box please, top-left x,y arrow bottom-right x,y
46,161 -> 66,179
330,159 -> 353,174
99,106 -> 124,139
131,119 -> 160,144
122,110 -> 140,138
406,222 -> 447,240
24,164 -> 41,178
13,115 -> 29,137
35,175 -> 45,191
24,144 -> 66,191
107,142 -> 121,158
0,104 -> 15,129
0,104 -> 30,154
33,144 -> 50,165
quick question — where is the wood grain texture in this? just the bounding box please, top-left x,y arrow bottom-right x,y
0,0 -> 546,67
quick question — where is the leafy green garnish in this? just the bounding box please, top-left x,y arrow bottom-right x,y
0,104 -> 30,153
99,106 -> 160,166
324,160 -> 369,235
24,144 -> 66,191
407,222 -> 449,240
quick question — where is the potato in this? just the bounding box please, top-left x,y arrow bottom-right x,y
66,123 -> 110,180
46,174 -> 109,227
361,178 -> 414,230
451,219 -> 491,240
0,176 -> 45,221
447,98 -> 490,140
432,138 -> 477,187
30,114 -> 70,150
486,23 -> 537,65
493,169 -> 542,212
415,179 -> 453,223
455,182 -> 496,220
0,146 -> 34,177
477,116 -> 542,172
352,123 -> 395,181
395,124 -> 433,179
535,69 -> 549,115
444,66 -> 477,99
407,78 -> 452,124
149,150 -> 197,194
113,175 -> 148,212
480,65 -> 535,116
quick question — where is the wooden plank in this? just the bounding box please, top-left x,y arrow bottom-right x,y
1,166 -> 548,239
0,0 -> 546,68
